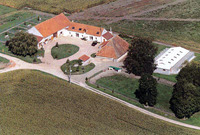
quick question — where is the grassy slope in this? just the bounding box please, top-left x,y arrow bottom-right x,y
51,44 -> 79,59
0,0 -> 116,14
0,56 -> 9,63
0,5 -> 16,16
0,70 -> 199,134
141,0 -> 200,19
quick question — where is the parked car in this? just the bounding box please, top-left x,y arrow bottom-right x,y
91,41 -> 98,46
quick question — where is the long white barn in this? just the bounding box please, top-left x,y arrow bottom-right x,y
28,13 -> 109,49
154,47 -> 195,75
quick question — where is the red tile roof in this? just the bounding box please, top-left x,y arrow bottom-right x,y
96,35 -> 130,59
67,22 -> 104,37
79,55 -> 90,62
100,41 -> 109,48
35,36 -> 43,42
35,13 -> 70,37
103,32 -> 113,40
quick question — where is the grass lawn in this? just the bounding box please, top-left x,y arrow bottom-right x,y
9,27 -> 27,33
0,32 -> 14,42
61,60 -> 95,75
0,70 -> 199,134
153,73 -> 177,83
94,74 -> 200,126
0,5 -> 16,16
96,75 -> 173,111
51,44 -> 79,59
0,43 -> 44,63
0,56 -> 9,63
141,0 -> 200,19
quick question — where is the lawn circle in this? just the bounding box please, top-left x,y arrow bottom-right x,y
51,44 -> 79,59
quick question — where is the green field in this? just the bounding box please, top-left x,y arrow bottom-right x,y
0,0 -> 116,14
51,44 -> 79,59
141,0 -> 200,19
0,32 -> 14,42
0,11 -> 36,33
0,56 -> 9,63
109,20 -> 200,52
0,5 -> 16,16
61,60 -> 95,75
153,73 -> 177,82
0,70 -> 199,134
94,74 -> 200,126
0,43 -> 44,63
96,75 -> 173,112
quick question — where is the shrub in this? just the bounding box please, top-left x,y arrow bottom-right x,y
66,59 -> 70,63
8,31 -> 38,56
91,53 -> 96,58
55,42 -> 59,48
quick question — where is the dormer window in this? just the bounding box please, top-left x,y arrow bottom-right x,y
79,28 -> 82,31
96,32 -> 99,34
72,27 -> 75,29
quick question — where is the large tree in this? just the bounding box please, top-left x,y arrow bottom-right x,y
135,73 -> 158,106
8,31 -> 38,56
170,62 -> 200,119
123,37 -> 157,76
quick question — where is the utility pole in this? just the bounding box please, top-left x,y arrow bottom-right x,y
69,65 -> 71,84
65,65 -> 72,84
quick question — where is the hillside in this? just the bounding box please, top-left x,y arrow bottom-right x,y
0,0 -> 116,14
0,70 -> 199,134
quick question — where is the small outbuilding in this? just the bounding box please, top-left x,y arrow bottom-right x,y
79,54 -> 90,66
108,66 -> 122,72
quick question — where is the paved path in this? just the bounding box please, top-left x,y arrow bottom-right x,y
0,38 -> 200,130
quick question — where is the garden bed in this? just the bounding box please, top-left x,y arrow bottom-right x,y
61,60 -> 95,75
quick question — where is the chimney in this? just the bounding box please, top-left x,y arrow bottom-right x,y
110,27 -> 112,34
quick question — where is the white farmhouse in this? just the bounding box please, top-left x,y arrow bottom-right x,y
28,13 -> 109,49
154,47 -> 195,75
28,13 -> 130,62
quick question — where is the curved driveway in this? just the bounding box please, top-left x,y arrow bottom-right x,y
0,37 -> 200,130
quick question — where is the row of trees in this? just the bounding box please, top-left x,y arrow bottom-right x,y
6,31 -> 38,57
124,37 -> 158,106
123,36 -> 200,118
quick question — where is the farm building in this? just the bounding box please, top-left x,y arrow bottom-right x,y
154,47 -> 195,75
28,13 -> 109,49
96,35 -> 130,62
79,54 -> 90,66
28,13 -> 129,62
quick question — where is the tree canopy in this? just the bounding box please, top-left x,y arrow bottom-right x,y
135,73 -> 158,106
170,62 -> 200,118
123,37 -> 157,76
8,31 -> 38,56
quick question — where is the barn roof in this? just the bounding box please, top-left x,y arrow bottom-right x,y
96,35 -> 129,59
79,55 -> 90,62
103,32 -> 113,40
35,13 -> 70,37
67,22 -> 104,37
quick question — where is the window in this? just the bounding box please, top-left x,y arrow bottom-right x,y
79,28 -> 82,31
96,32 -> 99,34
90,36 -> 93,40
72,27 -> 75,29
163,69 -> 166,71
